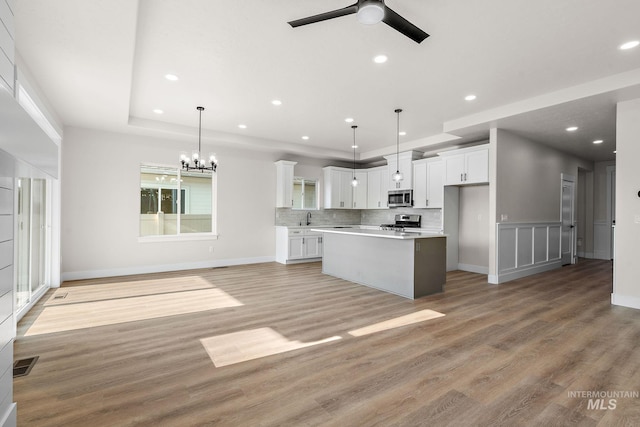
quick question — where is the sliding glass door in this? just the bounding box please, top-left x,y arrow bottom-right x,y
16,178 -> 48,312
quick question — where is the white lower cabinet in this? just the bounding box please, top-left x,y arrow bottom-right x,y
303,234 -> 322,258
276,227 -> 323,264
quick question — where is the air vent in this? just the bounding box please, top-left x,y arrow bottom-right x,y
13,356 -> 39,377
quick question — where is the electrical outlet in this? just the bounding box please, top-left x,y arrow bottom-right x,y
501,214 -> 508,222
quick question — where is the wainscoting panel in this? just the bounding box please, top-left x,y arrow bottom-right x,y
495,222 -> 562,284
533,227 -> 548,264
517,227 -> 533,268
497,227 -> 516,272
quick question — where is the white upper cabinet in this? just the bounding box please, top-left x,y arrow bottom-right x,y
275,160 -> 297,208
367,166 -> 387,209
413,158 -> 444,208
323,167 -> 354,209
352,171 -> 368,209
440,144 -> 489,185
384,151 -> 423,190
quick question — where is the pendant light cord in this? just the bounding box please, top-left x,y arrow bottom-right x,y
197,106 -> 204,156
395,108 -> 402,174
352,125 -> 357,174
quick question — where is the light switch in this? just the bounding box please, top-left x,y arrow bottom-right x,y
501,214 -> 508,222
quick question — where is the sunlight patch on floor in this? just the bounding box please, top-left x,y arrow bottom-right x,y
348,309 -> 445,337
46,276 -> 215,306
24,287 -> 243,336
201,327 -> 342,367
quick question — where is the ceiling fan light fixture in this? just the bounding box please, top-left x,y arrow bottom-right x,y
357,2 -> 385,25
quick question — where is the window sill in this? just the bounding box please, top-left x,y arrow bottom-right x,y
138,233 -> 219,243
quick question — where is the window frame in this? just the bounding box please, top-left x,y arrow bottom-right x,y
138,164 -> 218,243
292,177 -> 319,210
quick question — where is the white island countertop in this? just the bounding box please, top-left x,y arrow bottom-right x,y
311,228 -> 444,240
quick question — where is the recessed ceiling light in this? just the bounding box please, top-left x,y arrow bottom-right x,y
352,145 -> 358,149
271,99 -> 282,106
619,40 -> 640,50
613,150 -> 617,154
153,109 -> 163,114
164,74 -> 179,81
399,131 -> 407,136
373,55 -> 388,64
464,94 -> 477,101
345,118 -> 354,123
566,126 -> 578,132
593,139 -> 603,144
238,124 -> 247,129
302,136 -> 309,140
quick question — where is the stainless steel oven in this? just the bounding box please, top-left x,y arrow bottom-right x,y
387,189 -> 413,208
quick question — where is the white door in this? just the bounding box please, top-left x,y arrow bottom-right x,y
608,166 -> 616,260
561,179 -> 576,265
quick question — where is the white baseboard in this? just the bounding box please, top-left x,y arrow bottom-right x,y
494,260 -> 562,284
457,263 -> 489,275
61,256 -> 276,282
488,274 -> 499,284
611,293 -> 640,310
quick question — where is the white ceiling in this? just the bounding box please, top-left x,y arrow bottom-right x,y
13,0 -> 640,163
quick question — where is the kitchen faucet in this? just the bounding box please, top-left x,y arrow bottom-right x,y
306,211 -> 312,226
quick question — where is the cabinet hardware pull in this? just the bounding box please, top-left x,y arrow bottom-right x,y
426,199 -> 429,206
460,173 -> 463,182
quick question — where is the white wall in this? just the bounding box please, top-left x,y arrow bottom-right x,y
613,98 -> 640,309
61,127 -> 283,280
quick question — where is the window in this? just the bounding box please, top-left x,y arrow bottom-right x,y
292,177 -> 318,210
139,165 -> 216,238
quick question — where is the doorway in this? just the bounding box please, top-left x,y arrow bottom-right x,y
561,175 -> 576,265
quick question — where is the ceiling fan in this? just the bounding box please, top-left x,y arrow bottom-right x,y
288,0 -> 429,44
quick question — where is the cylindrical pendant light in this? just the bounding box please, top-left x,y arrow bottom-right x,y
392,108 -> 403,182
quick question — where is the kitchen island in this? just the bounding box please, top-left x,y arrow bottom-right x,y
311,228 -> 446,299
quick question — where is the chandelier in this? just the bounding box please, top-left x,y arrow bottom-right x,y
180,106 -> 217,172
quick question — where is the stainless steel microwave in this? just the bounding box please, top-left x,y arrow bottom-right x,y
388,189 -> 413,208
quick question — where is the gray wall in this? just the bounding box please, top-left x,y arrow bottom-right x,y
495,129 -> 594,223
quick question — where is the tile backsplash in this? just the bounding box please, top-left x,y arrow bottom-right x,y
275,208 -> 442,229
275,208 -> 361,226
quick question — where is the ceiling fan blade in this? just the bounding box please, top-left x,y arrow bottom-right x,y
288,3 -> 358,28
382,6 -> 429,43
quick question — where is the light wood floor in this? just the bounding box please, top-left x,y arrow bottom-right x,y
13,259 -> 640,426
